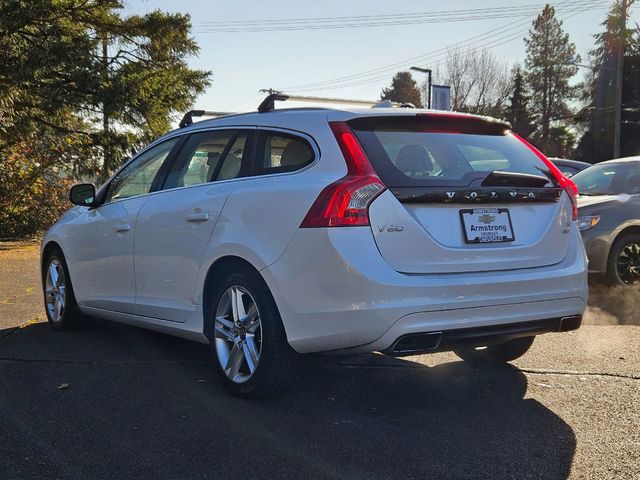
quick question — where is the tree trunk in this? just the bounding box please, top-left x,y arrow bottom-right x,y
101,36 -> 111,181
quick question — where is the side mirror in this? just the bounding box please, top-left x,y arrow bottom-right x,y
69,183 -> 96,207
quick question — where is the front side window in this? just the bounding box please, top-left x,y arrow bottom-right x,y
105,138 -> 178,202
163,130 -> 249,189
256,131 -> 314,175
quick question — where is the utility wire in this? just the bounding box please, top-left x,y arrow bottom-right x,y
279,0 -> 606,92
280,15 -> 538,91
198,3 -> 573,25
280,1 -> 605,94
219,0 -> 607,112
194,1 -> 602,32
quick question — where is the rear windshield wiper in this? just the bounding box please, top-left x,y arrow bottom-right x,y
481,170 -> 551,188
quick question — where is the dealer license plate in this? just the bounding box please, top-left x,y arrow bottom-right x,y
460,208 -> 515,244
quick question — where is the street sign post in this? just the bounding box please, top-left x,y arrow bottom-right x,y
431,85 -> 451,111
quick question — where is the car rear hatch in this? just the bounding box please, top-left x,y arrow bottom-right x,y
349,114 -> 575,274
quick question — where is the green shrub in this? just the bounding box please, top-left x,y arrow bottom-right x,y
0,147 -> 74,238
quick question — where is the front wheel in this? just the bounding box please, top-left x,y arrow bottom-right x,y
454,336 -> 535,365
208,268 -> 298,398
606,233 -> 640,286
42,250 -> 90,330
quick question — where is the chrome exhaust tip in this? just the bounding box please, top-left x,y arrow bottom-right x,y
559,315 -> 582,332
391,332 -> 443,354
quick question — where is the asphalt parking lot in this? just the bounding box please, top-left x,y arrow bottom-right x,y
1,241 -> 639,479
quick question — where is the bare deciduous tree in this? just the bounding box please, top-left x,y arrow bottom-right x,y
426,47 -> 512,117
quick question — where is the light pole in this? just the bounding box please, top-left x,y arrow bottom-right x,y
410,66 -> 432,109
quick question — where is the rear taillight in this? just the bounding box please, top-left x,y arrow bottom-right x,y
513,133 -> 579,220
300,122 -> 385,227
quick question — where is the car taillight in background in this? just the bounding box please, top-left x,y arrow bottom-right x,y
300,122 -> 386,227
513,133 -> 579,220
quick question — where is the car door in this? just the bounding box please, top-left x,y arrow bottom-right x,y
69,138 -> 180,314
133,128 -> 254,322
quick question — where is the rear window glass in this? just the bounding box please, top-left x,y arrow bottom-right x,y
349,117 -> 553,187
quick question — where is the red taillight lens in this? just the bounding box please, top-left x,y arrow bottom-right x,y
512,133 -> 578,220
300,122 -> 385,228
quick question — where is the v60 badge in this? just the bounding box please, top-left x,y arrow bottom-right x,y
377,224 -> 405,233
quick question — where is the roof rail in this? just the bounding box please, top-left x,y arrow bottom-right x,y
257,93 -> 290,113
256,92 -> 416,112
179,110 -> 235,128
178,94 -> 417,125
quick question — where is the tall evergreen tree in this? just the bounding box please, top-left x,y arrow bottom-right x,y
576,0 -> 638,163
524,5 -> 579,154
380,72 -> 424,108
0,0 -> 211,178
504,67 -> 535,138
0,0 -> 211,236
94,10 -> 211,176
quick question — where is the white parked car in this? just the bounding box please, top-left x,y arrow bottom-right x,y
42,98 -> 588,397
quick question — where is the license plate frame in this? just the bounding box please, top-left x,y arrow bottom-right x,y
459,208 -> 515,244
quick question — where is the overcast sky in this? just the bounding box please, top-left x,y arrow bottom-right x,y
124,0 -> 637,112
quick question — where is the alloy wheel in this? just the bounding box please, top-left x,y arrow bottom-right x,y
617,242 -> 640,285
45,259 -> 66,323
214,286 -> 262,383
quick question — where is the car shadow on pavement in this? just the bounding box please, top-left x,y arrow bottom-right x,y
0,320 -> 576,480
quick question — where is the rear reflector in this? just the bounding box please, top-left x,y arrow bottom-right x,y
513,133 -> 579,220
300,122 -> 385,228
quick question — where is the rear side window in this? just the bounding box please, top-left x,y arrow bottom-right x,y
255,131 -> 314,175
349,117 -> 553,187
163,129 -> 250,189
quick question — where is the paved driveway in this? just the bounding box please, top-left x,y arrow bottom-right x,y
1,242 -> 638,479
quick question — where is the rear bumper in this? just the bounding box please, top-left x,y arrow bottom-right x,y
340,297 -> 585,354
385,315 -> 582,356
261,227 -> 588,354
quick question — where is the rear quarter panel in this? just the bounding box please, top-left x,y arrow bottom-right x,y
191,121 -> 346,306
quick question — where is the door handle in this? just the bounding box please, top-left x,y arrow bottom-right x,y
186,212 -> 210,223
114,223 -> 130,232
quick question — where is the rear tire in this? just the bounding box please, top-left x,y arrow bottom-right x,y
207,267 -> 298,398
42,249 -> 90,331
606,233 -> 640,286
454,336 -> 535,365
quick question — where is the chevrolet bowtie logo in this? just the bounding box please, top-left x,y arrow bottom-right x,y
478,214 -> 496,224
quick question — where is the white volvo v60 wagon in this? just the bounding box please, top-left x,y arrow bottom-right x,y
41,95 -> 588,397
